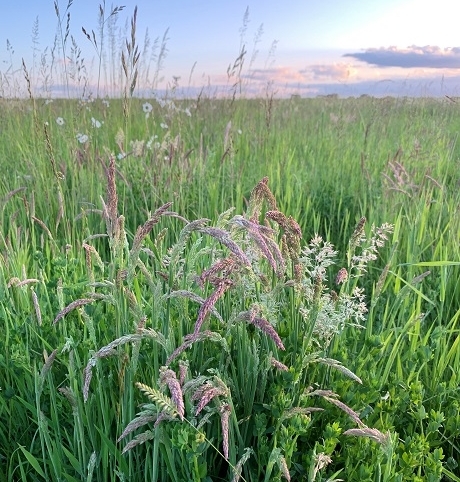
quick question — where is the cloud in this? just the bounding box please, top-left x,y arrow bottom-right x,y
344,46 -> 460,69
300,63 -> 355,80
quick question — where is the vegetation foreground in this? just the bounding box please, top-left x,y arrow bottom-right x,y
1,93 -> 460,482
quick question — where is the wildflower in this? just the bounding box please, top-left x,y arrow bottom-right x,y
76,133 -> 89,144
160,122 -> 168,129
184,107 -> 191,117
146,135 -> 158,150
91,117 -> 102,128
143,102 -> 153,118
56,117 -> 65,126
45,99 -> 53,105
102,99 -> 110,108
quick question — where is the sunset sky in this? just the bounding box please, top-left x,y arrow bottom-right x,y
2,0 -> 460,97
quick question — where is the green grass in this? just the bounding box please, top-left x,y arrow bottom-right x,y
1,93 -> 459,481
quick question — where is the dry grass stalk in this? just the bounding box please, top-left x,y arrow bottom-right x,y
343,427 -> 390,445
200,227 -> 251,267
166,330 -> 225,365
32,216 -> 54,242
239,309 -> 284,350
31,289 -> 42,325
193,278 -> 233,334
53,298 -> 95,325
104,154 -> 118,239
247,177 -> 277,222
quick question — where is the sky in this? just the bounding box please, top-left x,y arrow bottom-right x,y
1,0 -> 460,97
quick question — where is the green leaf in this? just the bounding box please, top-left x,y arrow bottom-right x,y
18,446 -> 46,479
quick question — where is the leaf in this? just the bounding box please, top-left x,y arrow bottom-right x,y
18,446 -> 46,478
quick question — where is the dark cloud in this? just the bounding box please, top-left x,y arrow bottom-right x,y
344,46 -> 460,69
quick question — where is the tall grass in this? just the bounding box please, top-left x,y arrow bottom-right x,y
1,3 -> 460,481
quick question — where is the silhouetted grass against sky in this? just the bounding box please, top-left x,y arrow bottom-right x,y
2,0 -> 460,97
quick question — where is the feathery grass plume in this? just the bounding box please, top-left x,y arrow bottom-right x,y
82,243 -> 104,271
127,202 -> 174,283
0,186 -> 26,207
199,227 -> 251,267
121,430 -> 155,454
219,403 -> 231,459
270,356 -> 289,371
238,308 -> 285,350
343,427 -> 391,445
31,288 -> 42,325
159,366 -> 184,420
279,456 -> 290,481
231,447 -> 253,482
36,348 -> 58,396
198,256 -> 237,287
178,360 -> 189,386
170,218 -> 209,267
349,216 -> 366,254
322,396 -> 364,427
56,278 -> 64,311
32,216 -> 54,243
83,243 -> 95,285
316,358 -> 362,384
58,386 -> 78,414
231,215 -> 286,277
281,406 -> 324,419
193,278 -> 233,335
53,298 -> 95,324
103,154 -> 118,239
311,453 -> 333,481
166,330 -> 228,365
192,377 -> 229,415
83,331 -> 165,401
167,290 -> 224,324
247,177 -> 277,223
7,276 -> 37,289
118,414 -> 157,443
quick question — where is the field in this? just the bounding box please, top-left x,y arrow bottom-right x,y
1,5 -> 460,480
0,93 -> 459,481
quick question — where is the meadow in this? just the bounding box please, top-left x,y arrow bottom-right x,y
1,4 -> 460,482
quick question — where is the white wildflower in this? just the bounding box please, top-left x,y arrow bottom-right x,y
91,117 -> 102,128
56,117 -> 65,126
160,122 -> 168,129
143,102 -> 153,118
76,133 -> 89,144
146,135 -> 158,150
